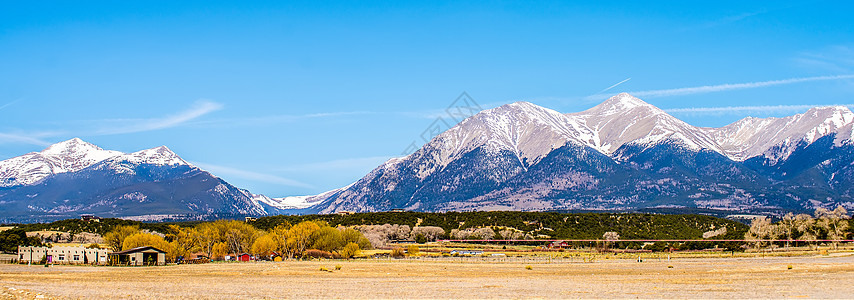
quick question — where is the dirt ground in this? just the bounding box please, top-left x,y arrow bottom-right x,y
1,254 -> 853,299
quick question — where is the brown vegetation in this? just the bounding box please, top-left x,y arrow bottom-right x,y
746,206 -> 850,250
0,255 -> 852,298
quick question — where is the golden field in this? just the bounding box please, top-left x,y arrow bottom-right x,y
1,253 -> 853,299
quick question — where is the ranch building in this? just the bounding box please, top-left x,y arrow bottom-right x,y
236,253 -> 253,262
109,246 -> 166,266
18,245 -> 110,265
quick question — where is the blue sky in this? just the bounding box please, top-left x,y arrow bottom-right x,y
1,1 -> 853,197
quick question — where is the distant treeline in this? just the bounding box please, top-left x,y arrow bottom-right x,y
8,218 -> 181,236
5,211 -> 749,241
250,211 -> 750,240
10,211 -> 852,254
0,228 -> 44,253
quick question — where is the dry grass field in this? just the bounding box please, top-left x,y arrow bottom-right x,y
1,254 -> 853,299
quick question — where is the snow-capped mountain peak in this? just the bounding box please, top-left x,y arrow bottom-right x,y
568,93 -> 721,155
423,101 -> 594,169
397,94 -> 854,173
799,106 -> 854,142
42,138 -> 123,170
0,138 -> 123,187
305,94 -> 854,215
710,105 -> 854,162
124,146 -> 190,166
593,92 -> 662,115
0,138 -> 280,221
41,138 -> 91,155
0,139 -> 197,187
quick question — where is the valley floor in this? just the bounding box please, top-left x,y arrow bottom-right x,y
1,254 -> 853,299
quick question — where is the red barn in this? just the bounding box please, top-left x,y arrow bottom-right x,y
547,241 -> 570,249
237,253 -> 252,262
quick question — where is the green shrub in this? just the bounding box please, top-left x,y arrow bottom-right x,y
415,234 -> 427,244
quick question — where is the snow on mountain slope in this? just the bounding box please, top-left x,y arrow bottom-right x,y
0,139 -> 189,187
0,138 -> 122,187
40,138 -> 124,169
567,93 -> 722,155
0,138 -> 283,220
251,193 -> 322,209
305,93 -> 854,214
68,144 -> 194,176
124,146 -> 191,166
565,93 -> 854,163
708,106 -> 854,162
421,101 -> 595,171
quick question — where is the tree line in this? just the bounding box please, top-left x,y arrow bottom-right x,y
102,219 -> 372,263
0,228 -> 44,253
9,218 -> 172,235
5,210 -> 851,257
250,211 -> 752,240
746,206 -> 851,249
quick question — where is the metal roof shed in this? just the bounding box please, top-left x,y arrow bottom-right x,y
110,246 -> 166,266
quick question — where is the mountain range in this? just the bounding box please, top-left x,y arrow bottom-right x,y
0,138 -> 301,222
1,93 -> 852,222
304,93 -> 854,214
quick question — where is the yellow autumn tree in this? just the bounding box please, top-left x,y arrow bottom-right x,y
194,223 -> 221,259
287,221 -> 321,257
269,223 -> 292,255
212,242 -> 228,261
166,225 -> 197,260
103,225 -> 141,251
251,234 -> 278,258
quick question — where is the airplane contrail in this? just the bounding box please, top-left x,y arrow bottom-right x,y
597,77 -> 632,94
0,99 -> 21,111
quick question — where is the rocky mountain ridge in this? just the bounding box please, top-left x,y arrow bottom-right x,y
306,93 -> 854,214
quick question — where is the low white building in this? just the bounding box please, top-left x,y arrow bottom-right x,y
18,245 -> 110,265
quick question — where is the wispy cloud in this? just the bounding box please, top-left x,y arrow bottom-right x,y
794,45 -> 854,73
96,100 -> 223,135
678,10 -> 764,32
196,111 -> 375,127
0,99 -> 51,146
0,100 -> 225,146
0,132 -> 52,146
278,156 -> 393,172
585,75 -> 854,101
191,162 -> 315,189
194,109 -> 458,128
666,104 -> 854,116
